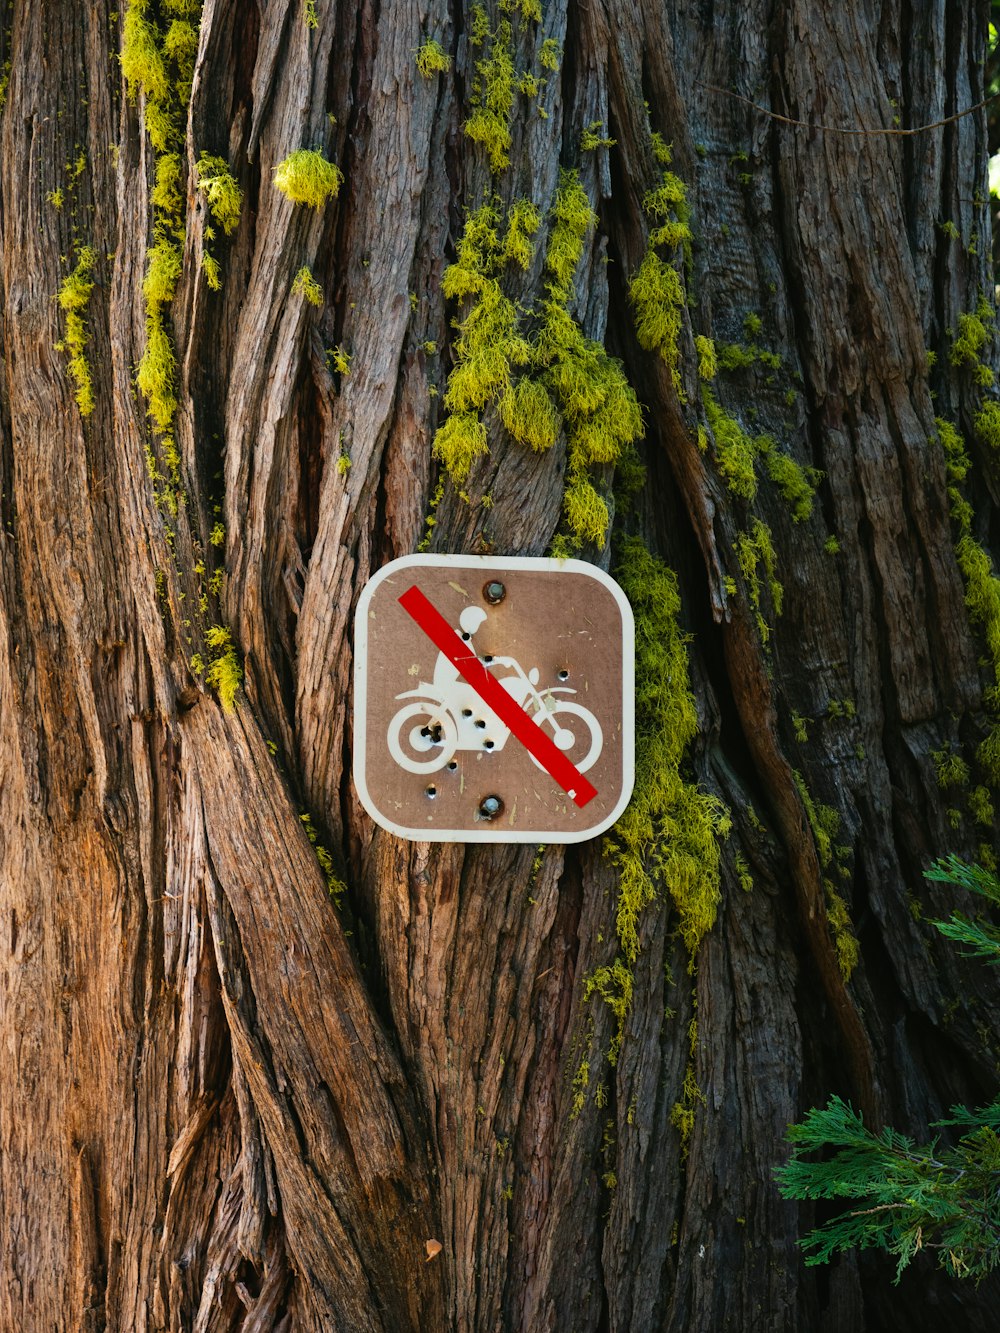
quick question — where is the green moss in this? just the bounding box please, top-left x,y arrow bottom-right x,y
717,342 -> 756,372
292,265 -> 323,305
577,542 -> 729,1111
792,711 -> 809,743
204,625 -> 242,710
562,478 -> 609,546
464,21 -> 515,172
47,188 -> 64,209
542,172 -> 595,302
446,279 -> 530,410
759,437 -> 816,521
703,388 -> 759,501
415,38 -> 451,76
273,149 -> 343,208
824,535 -> 841,555
605,540 -> 730,964
303,0 -> 318,28
195,154 -> 242,234
627,141 -> 691,390
433,179 -> 641,545
56,247 -> 97,416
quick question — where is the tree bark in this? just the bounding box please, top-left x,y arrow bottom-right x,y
2,0 -> 999,1329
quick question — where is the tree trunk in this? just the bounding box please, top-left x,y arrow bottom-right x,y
2,0 -> 998,1329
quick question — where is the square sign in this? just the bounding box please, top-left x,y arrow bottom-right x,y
353,554 -> 634,843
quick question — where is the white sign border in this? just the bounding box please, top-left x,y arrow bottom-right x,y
353,554 -> 635,843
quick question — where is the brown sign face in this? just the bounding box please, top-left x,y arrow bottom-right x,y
353,555 -> 634,842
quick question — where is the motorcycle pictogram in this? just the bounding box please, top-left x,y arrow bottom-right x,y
386,606 -> 603,776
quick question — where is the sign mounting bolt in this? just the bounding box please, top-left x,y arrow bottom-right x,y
483,580 -> 506,605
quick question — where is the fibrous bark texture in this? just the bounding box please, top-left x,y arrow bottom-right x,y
1,0 -> 999,1329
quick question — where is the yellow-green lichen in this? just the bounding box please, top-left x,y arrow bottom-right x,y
580,121 -> 616,152
274,148 -> 343,208
300,813 -> 346,905
204,625 -> 242,711
415,38 -> 451,76
695,335 -> 716,381
669,1014 -> 705,1156
498,377 -> 559,450
932,745 -> 970,789
55,247 -> 97,416
151,152 -> 182,213
142,237 -> 182,305
539,37 -> 560,71
735,518 -> 782,643
432,412 -> 489,483
950,299 -> 993,376
55,272 -> 97,416
464,20 -> 515,172
292,265 -> 323,305
121,1 -> 170,105
735,851 -> 754,893
629,250 -> 685,388
328,344 -> 351,377
195,154 -> 242,234
974,400 -> 1000,452
968,785 -> 995,826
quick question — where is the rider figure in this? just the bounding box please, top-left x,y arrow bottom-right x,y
431,607 -> 528,711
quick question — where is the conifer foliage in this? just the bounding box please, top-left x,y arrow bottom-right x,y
777,857 -> 1000,1282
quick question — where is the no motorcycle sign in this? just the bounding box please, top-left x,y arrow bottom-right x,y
353,555 -> 634,842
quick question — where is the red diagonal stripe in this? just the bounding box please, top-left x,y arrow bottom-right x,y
398,585 -> 598,808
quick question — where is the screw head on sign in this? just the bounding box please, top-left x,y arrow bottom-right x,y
483,580 -> 506,605
478,794 -> 504,820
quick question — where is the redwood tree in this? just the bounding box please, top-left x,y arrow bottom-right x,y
2,0 -> 1000,1329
